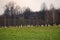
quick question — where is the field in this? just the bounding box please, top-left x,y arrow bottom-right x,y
0,26 -> 60,40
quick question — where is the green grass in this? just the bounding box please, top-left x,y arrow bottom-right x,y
0,26 -> 60,40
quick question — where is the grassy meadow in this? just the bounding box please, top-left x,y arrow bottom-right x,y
0,26 -> 60,40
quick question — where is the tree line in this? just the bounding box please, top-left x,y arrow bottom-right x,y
0,2 -> 60,27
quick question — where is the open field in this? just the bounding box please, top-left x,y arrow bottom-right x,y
0,26 -> 60,40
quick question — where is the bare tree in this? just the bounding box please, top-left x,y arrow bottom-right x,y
4,1 -> 16,27
41,3 -> 48,26
14,6 -> 21,27
50,4 -> 56,26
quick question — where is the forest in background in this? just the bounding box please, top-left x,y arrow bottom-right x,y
0,2 -> 60,27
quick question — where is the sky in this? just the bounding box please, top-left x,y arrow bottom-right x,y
0,0 -> 60,15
